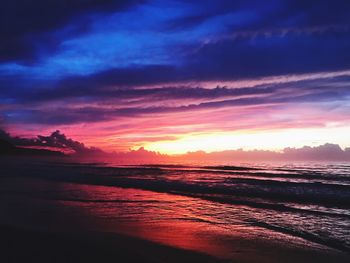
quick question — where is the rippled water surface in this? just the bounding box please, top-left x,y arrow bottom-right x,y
0,160 -> 349,259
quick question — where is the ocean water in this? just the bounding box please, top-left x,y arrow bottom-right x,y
0,159 -> 349,259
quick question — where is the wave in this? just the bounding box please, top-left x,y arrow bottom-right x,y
9,172 -> 350,212
201,165 -> 262,171
248,220 -> 350,253
135,164 -> 350,183
4,162 -> 350,212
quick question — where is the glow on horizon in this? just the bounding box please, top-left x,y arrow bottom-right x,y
141,126 -> 350,155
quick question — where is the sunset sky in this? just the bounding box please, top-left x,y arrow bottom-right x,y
1,0 -> 350,154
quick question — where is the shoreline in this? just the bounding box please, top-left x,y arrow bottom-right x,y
0,224 -> 225,263
1,224 -> 349,263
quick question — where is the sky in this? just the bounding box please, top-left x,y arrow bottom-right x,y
1,0 -> 350,154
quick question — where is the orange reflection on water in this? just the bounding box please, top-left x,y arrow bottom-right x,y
58,183 -> 233,258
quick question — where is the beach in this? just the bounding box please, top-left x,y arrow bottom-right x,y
1,223 -> 348,263
0,224 -> 226,263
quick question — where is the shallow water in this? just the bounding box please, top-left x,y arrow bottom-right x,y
0,159 -> 349,259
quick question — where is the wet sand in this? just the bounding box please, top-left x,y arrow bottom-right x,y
0,224 -> 224,263
1,223 -> 349,263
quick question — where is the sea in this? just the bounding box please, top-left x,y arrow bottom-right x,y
0,159 -> 349,260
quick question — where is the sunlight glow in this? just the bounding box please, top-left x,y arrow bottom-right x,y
143,126 -> 350,154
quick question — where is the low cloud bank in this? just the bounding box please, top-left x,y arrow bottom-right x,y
1,129 -> 349,161
183,144 -> 350,162
0,129 -> 103,155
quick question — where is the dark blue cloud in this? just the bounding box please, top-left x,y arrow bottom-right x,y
185,28 -> 350,80
0,0 -> 144,63
1,0 -> 349,78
